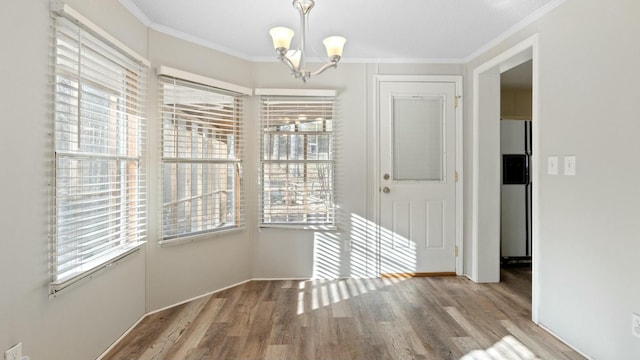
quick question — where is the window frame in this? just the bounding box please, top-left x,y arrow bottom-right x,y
257,89 -> 338,229
49,3 -> 150,295
158,67 -> 251,245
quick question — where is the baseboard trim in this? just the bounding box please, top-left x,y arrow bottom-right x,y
146,279 -> 253,317
537,323 -> 593,360
96,278 -> 252,359
251,277 -> 311,281
96,314 -> 146,360
97,274 -> 454,359
380,272 -> 457,279
98,276 -> 593,360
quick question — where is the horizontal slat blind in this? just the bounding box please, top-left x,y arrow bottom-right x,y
51,14 -> 148,291
159,76 -> 245,243
259,95 -> 336,226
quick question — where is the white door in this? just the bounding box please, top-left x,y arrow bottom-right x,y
379,81 -> 457,274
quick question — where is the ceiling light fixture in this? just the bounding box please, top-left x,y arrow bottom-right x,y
269,0 -> 346,83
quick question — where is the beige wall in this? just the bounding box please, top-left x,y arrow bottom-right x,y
144,30 -> 255,312
250,62 -> 464,279
0,1 -> 148,359
466,0 -> 640,358
3,0 -> 640,359
0,1 -> 258,358
251,62 -> 371,278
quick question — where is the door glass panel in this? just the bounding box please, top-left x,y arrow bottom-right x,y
393,96 -> 444,181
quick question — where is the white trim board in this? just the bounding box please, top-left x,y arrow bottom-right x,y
96,279 -> 252,359
254,88 -> 337,97
538,324 -> 594,360
95,314 -> 146,360
52,1 -> 150,66
97,271 -> 576,360
96,277 -> 357,359
157,66 -> 252,95
463,0 -> 565,63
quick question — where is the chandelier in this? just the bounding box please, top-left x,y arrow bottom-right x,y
269,0 -> 346,82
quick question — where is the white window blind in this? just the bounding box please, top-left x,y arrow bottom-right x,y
50,10 -> 148,293
259,94 -> 337,227
159,75 -> 245,243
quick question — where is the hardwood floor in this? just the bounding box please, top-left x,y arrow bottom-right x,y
102,267 -> 584,360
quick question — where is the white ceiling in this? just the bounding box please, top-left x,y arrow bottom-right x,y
120,0 -> 561,63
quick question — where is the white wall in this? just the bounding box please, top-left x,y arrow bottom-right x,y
0,1 -> 148,359
466,0 -> 640,357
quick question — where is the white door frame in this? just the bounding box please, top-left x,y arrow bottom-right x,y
373,75 -> 464,276
471,34 -> 540,322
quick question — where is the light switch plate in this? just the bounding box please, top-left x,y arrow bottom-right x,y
633,313 -> 640,338
547,156 -> 558,175
4,343 -> 22,360
564,156 -> 576,176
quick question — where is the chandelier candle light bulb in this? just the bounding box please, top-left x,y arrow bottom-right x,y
323,36 -> 347,61
269,27 -> 295,52
269,0 -> 346,82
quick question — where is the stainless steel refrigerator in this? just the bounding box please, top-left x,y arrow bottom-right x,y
500,120 -> 532,260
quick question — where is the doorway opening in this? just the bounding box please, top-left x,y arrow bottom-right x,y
471,34 -> 540,322
499,60 -> 533,302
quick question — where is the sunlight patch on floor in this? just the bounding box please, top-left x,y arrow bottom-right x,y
295,276 -> 407,315
461,335 -> 540,360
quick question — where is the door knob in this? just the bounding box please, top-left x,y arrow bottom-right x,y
382,187 -> 390,194
383,173 -> 390,180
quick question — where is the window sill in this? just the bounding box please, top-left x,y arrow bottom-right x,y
159,226 -> 245,247
259,224 -> 337,231
49,242 -> 145,298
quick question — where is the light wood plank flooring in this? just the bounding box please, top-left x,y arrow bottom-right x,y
102,267 -> 584,360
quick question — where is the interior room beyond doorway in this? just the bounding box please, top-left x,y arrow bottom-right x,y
500,60 -> 533,281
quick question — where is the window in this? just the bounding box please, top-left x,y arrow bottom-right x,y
159,73 -> 245,243
51,8 -> 148,293
259,93 -> 337,227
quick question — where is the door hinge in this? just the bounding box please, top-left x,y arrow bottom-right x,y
455,96 -> 461,108
455,245 -> 459,257
455,171 -> 459,183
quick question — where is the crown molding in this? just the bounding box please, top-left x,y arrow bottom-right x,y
119,0 -> 567,66
150,23 -> 254,62
464,0 -> 566,63
118,0 -> 152,26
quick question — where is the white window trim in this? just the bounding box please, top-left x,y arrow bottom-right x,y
255,88 -> 336,97
158,66 -> 252,96
50,247 -> 142,297
49,2 -> 149,297
51,1 -> 149,67
159,227 -> 245,247
158,67 -> 248,246
258,89 -> 338,229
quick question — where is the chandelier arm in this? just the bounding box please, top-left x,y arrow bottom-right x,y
276,53 -> 300,75
310,61 -> 338,77
271,0 -> 343,82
